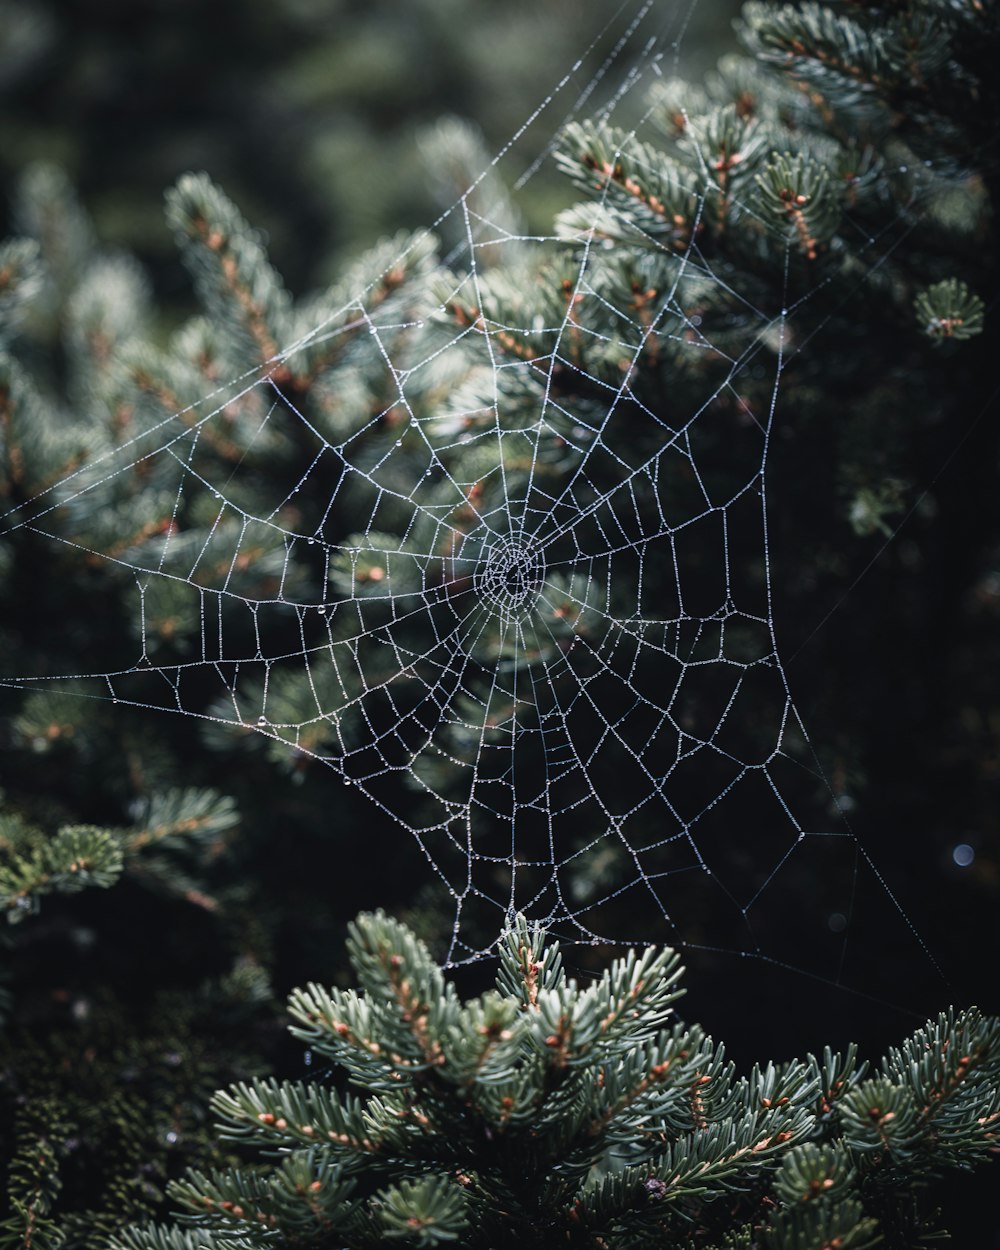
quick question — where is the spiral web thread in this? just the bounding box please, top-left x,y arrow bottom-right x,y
0,0 -> 935,989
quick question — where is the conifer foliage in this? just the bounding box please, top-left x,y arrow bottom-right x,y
115,911 -> 1000,1249
0,0 -> 998,1241
0,788 -> 239,924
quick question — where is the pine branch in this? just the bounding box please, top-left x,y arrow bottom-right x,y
0,240 -> 44,346
0,786 -> 239,923
165,174 -> 292,371
114,914 -> 1000,1250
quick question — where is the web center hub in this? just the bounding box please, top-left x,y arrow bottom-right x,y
475,537 -> 545,619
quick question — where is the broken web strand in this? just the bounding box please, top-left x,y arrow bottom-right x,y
0,1 -> 950,1010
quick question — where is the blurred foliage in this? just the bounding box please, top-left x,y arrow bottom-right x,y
0,0 -> 739,304
0,969 -> 275,1250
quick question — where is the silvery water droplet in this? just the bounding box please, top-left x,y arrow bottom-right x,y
257,715 -> 267,726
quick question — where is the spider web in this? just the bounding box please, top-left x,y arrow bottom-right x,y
0,0 -> 937,993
